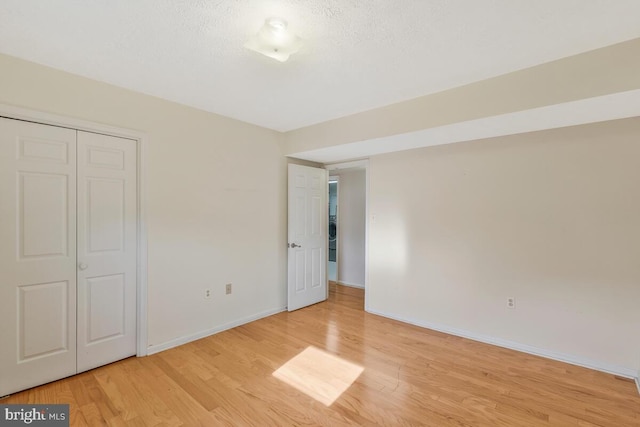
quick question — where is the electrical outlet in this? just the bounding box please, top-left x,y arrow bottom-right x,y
205,288 -> 212,299
507,297 -> 515,309
225,283 -> 232,295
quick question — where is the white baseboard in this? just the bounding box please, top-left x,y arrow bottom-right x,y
337,280 -> 364,289
636,376 -> 640,396
146,306 -> 286,355
366,307 -> 637,379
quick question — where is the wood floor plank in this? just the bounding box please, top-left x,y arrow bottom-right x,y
79,402 -> 108,427
2,284 -> 639,426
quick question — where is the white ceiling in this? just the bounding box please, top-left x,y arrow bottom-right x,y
1,1 -> 639,132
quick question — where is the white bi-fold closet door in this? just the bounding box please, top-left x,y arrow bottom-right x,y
0,117 -> 137,397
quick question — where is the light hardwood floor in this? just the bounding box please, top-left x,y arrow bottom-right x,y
3,283 -> 640,426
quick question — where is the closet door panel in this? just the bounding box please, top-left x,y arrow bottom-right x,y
0,118 -> 77,396
76,131 -> 137,373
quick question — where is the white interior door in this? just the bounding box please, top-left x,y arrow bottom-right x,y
0,118 -> 78,396
76,131 -> 137,373
288,164 -> 328,311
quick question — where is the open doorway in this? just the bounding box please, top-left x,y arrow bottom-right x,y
325,162 -> 367,300
328,176 -> 339,282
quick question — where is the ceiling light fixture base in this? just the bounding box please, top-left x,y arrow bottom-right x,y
244,17 -> 302,62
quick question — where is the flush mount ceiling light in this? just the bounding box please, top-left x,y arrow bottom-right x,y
244,17 -> 302,62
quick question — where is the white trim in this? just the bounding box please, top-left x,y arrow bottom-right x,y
336,281 -> 364,289
147,306 -> 286,355
364,160 -> 370,309
366,307 -> 638,379
136,137 -> 149,356
0,102 -> 149,358
0,104 -> 147,141
636,376 -> 640,396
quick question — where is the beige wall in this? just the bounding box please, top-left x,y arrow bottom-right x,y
0,53 -> 288,349
368,118 -> 640,373
337,170 -> 366,287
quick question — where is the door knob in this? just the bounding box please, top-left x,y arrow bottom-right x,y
78,262 -> 88,270
289,243 -> 302,248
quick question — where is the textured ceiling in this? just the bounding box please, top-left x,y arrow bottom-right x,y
1,1 -> 639,132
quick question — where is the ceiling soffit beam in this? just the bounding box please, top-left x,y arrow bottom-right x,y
285,37 -> 640,160
289,89 -> 640,164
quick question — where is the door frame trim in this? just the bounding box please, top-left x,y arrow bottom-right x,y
0,103 -> 149,357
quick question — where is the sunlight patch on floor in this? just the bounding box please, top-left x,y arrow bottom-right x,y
273,346 -> 364,406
